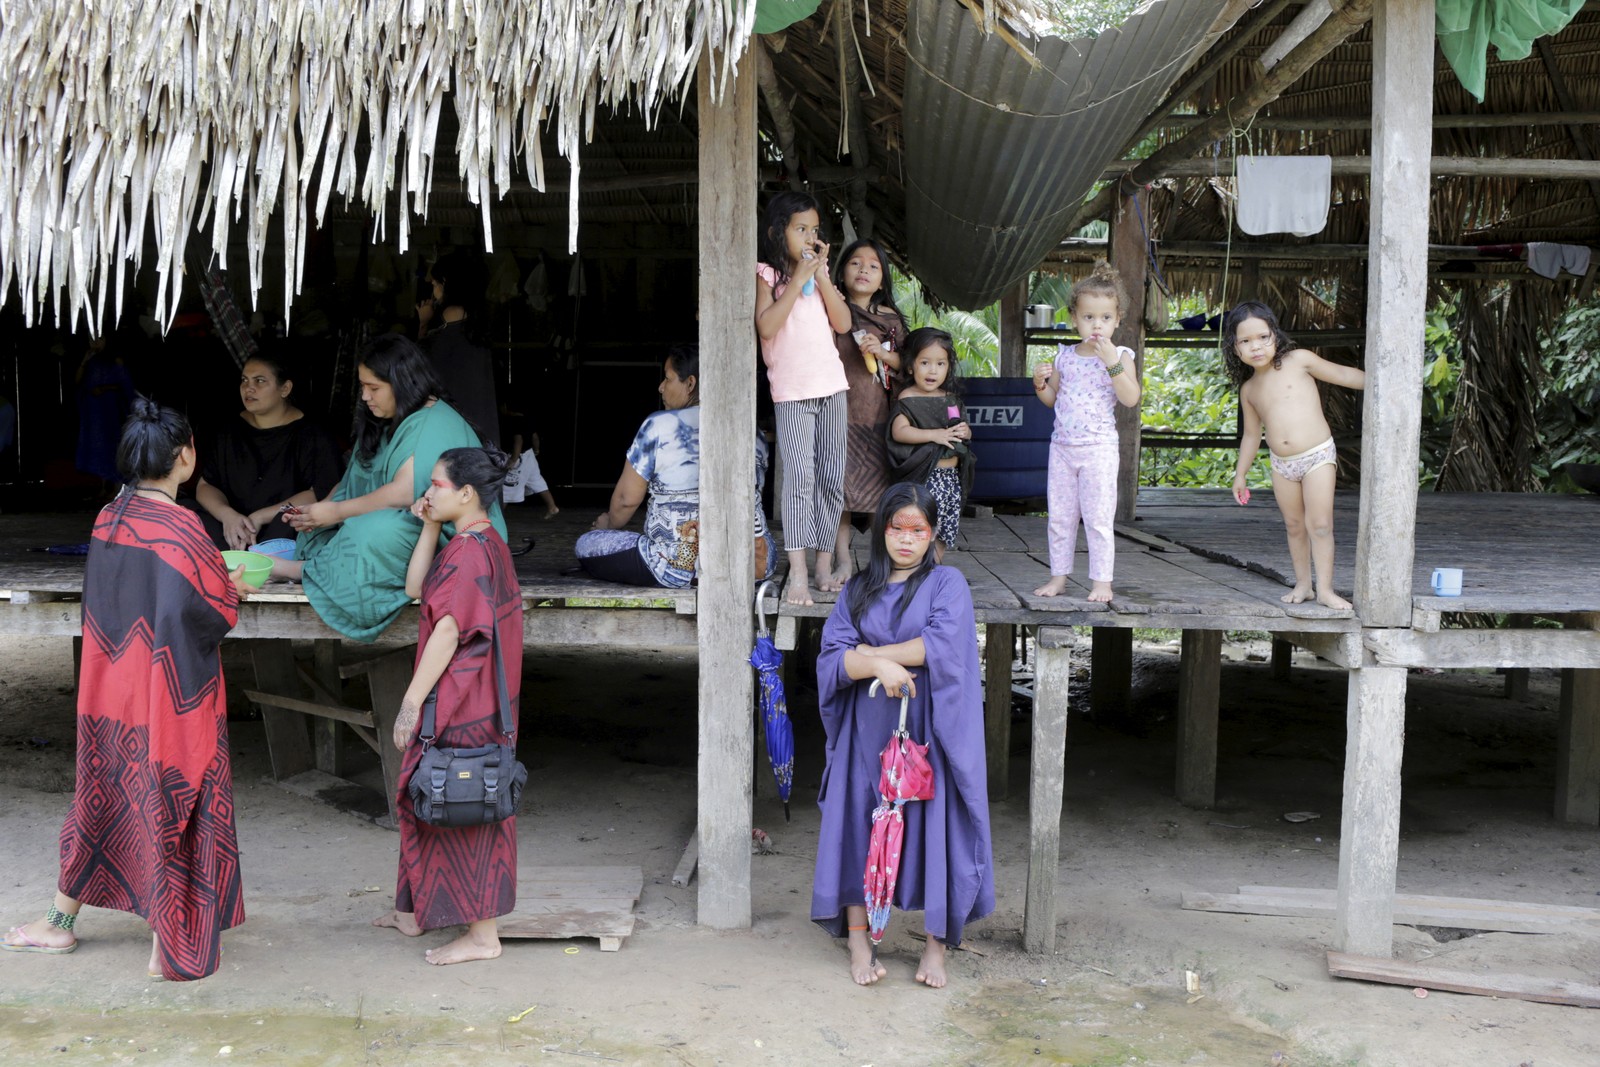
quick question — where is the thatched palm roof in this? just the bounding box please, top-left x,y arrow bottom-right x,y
0,1 -> 759,331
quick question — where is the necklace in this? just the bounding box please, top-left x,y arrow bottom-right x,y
460,518 -> 493,533
134,484 -> 176,502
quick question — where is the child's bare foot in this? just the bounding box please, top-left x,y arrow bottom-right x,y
1317,588 -> 1353,611
543,506 -> 560,520
1087,580 -> 1113,603
915,937 -> 948,988
372,910 -> 423,937
831,559 -> 854,587
815,567 -> 843,594
1281,582 -> 1314,604
847,930 -> 886,986
785,574 -> 814,606
425,928 -> 501,966
1032,575 -> 1069,598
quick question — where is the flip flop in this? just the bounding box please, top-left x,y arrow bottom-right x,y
3,924 -> 77,955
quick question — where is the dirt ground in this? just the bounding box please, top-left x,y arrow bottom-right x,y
1,630 -> 1597,1067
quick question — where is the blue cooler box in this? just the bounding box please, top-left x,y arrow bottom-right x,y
964,377 -> 1052,502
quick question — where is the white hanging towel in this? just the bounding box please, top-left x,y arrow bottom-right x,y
1235,156 -> 1333,238
1525,243 -> 1592,280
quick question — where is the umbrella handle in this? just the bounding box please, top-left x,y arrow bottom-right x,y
867,678 -> 911,732
754,580 -> 777,638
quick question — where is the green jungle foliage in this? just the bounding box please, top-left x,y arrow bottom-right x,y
1536,296 -> 1600,491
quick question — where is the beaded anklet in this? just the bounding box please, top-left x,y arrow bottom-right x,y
45,905 -> 76,932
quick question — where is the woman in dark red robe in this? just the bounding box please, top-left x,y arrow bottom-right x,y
4,400 -> 251,980
373,446 -> 523,965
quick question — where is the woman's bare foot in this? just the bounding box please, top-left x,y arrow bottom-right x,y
1087,580 -> 1113,603
148,932 -> 163,978
424,924 -> 501,966
1317,588 -> 1353,611
915,937 -> 948,988
372,910 -> 423,937
1032,575 -> 1069,598
1281,582 -> 1313,604
846,930 -> 886,986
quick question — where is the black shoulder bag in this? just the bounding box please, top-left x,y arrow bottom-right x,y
406,541 -> 528,828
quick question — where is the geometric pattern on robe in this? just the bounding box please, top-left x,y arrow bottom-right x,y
58,495 -> 244,981
394,530 -> 523,929
298,400 -> 505,642
810,565 -> 994,944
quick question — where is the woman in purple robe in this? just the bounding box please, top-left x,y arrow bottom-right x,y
812,482 -> 994,988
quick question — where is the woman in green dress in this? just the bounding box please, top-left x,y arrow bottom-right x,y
275,334 -> 504,642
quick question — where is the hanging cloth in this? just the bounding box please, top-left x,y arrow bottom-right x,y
1525,242 -> 1592,280
1436,0 -> 1586,102
1235,157 -> 1332,238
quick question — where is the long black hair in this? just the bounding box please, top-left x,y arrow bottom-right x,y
895,327 -> 961,399
757,190 -> 821,286
353,333 -> 446,464
438,445 -> 515,507
832,238 -> 902,319
1221,300 -> 1294,387
116,395 -> 192,484
844,483 -> 942,628
666,342 -> 700,402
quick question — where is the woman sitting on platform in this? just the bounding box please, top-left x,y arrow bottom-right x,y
277,334 -> 505,641
193,351 -> 342,552
575,345 -> 777,588
3,398 -> 253,980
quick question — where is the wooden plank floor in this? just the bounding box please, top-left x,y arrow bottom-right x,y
3,491 -> 1595,631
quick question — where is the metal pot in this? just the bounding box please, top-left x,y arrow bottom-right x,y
1024,304 -> 1054,329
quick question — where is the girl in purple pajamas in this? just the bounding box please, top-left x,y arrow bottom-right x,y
1031,261 -> 1142,602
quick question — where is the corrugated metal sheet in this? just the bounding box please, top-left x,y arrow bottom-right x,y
902,0 -> 1225,308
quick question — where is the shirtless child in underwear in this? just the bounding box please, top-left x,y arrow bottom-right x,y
1224,302 -> 1366,610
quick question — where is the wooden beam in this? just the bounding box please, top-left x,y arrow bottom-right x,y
1352,0 -> 1432,628
248,640 -> 314,782
997,281 -> 1029,377
695,45 -> 758,930
1069,0 -> 1375,231
1327,951 -> 1600,1009
1555,669 -> 1600,826
1110,187 -> 1147,523
1270,637 -> 1293,680
1185,885 -> 1600,935
1362,628 -> 1600,668
753,39 -> 802,192
1334,664 -> 1407,958
1090,628 -> 1133,719
1024,631 -> 1072,953
1176,629 -> 1222,808
1157,110 -> 1600,131
1101,156 -> 1600,181
984,623 -> 1015,800
1281,629 -> 1364,667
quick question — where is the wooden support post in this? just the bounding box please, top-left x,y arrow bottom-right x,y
1109,187 -> 1147,523
312,639 -> 346,776
984,623 -> 1016,800
1176,629 -> 1222,808
1090,627 -> 1132,720
696,45 -> 758,930
1271,637 -> 1293,681
363,652 -> 413,828
71,634 -> 83,690
249,639 -> 313,781
998,281 -> 1030,378
1554,669 -> 1600,826
1024,629 -> 1072,954
1504,669 -> 1530,700
1352,0 -> 1432,627
1334,665 -> 1407,958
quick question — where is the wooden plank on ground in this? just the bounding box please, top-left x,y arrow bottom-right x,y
957,518 -> 1028,553
947,552 -> 1022,612
1113,522 -> 1190,553
997,514 -> 1050,555
1183,885 -> 1600,935
1326,951 -> 1600,1009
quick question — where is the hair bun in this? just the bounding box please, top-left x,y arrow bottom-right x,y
130,395 -> 162,421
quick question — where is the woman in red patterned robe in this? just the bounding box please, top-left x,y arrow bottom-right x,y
372,446 -> 524,965
4,399 -> 251,980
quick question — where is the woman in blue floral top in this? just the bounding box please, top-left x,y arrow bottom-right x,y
576,346 -> 777,588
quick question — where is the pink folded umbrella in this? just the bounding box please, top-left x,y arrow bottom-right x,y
863,679 -> 935,944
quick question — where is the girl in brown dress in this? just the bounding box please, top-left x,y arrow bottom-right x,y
830,239 -> 907,585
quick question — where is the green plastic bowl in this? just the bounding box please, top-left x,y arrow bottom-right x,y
221,550 -> 273,588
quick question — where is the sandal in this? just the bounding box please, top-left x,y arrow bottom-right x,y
3,924 -> 78,955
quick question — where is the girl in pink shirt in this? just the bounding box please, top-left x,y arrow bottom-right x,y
755,191 -> 854,606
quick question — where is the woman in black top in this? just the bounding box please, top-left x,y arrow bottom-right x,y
194,354 -> 343,551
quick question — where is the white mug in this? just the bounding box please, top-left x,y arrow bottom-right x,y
1430,567 -> 1463,597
